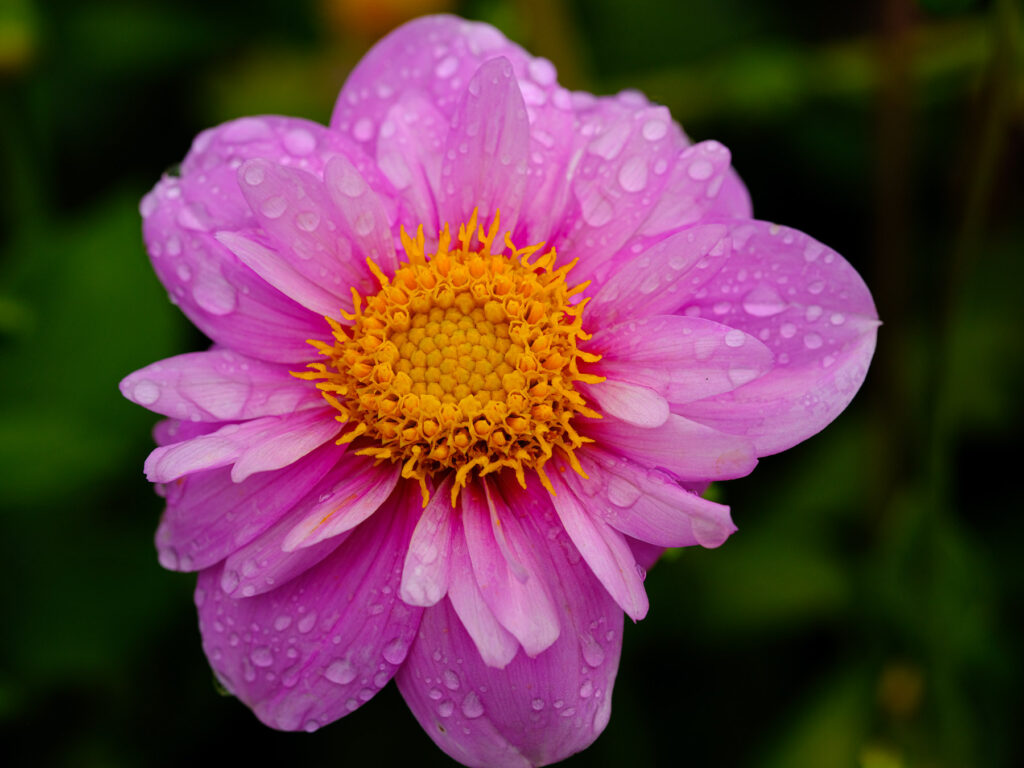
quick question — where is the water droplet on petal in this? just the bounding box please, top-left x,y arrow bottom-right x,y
283,128 -> 316,156
461,691 -> 484,719
531,698 -> 545,711
443,669 -> 460,691
325,659 -> 357,685
437,700 -> 454,718
296,211 -> 320,232
804,333 -> 823,350
724,329 -> 746,348
133,379 -> 160,405
742,283 -> 787,317
435,56 -> 458,78
261,196 -> 287,219
353,118 -> 375,142
243,164 -> 265,187
382,637 -> 409,665
579,680 -> 594,698
251,647 -> 274,668
618,156 -> 648,192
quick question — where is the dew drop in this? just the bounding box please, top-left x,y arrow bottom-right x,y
804,333 -> 823,350
642,120 -> 668,141
443,669 -> 460,691
132,379 -> 160,405
296,211 -> 320,232
531,698 -> 545,711
297,612 -> 317,634
528,57 -> 556,86
382,637 -> 409,665
250,647 -> 274,668
435,56 -> 458,79
805,305 -> 823,322
780,323 -> 797,339
830,312 -> 846,326
260,196 -> 287,219
193,275 -> 238,316
273,615 -> 292,631
243,163 -> 266,187
687,158 -> 714,181
461,691 -> 484,719
618,156 -> 648,192
579,680 -> 594,698
283,129 -> 316,157
353,211 -> 375,236
724,329 -> 746,348
353,118 -> 375,142
325,659 -> 357,685
437,700 -> 454,718
742,283 -> 786,317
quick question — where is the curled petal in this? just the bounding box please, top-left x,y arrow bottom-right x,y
154,441 -> 342,572
143,408 -> 339,483
564,448 -> 736,549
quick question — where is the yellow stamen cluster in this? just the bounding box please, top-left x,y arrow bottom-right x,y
297,212 -> 602,505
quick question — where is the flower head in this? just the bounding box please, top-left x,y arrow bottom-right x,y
122,15 -> 877,767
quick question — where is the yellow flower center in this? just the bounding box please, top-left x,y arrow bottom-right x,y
298,212 -> 602,505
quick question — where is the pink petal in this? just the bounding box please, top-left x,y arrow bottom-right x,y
635,139 -> 736,237
437,57 -> 530,243
143,175 -> 324,363
376,96 -> 447,238
709,166 -> 753,219
586,314 -> 774,404
196,488 -> 423,732
400,476 -> 457,607
676,220 -> 879,454
152,418 -> 220,447
332,16 -> 537,148
447,513 -> 520,668
461,481 -> 560,657
120,349 -> 322,422
154,442 -> 341,571
397,503 -> 623,767
562,448 -> 736,549
579,379 -> 669,428
548,473 -> 649,621
282,460 -> 401,551
220,455 -> 396,597
560,98 -> 686,286
582,413 -> 758,482
141,116 -> 384,364
235,158 -> 377,307
323,155 -> 398,274
585,224 -> 731,327
143,408 -> 339,483
215,231 -> 344,318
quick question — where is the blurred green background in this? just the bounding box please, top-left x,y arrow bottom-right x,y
1,0 -> 1022,765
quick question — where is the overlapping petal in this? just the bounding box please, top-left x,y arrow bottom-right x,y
676,220 -> 878,454
197,487 -> 422,732
398,499 -> 623,768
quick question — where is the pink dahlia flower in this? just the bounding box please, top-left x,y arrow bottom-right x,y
121,14 -> 877,767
